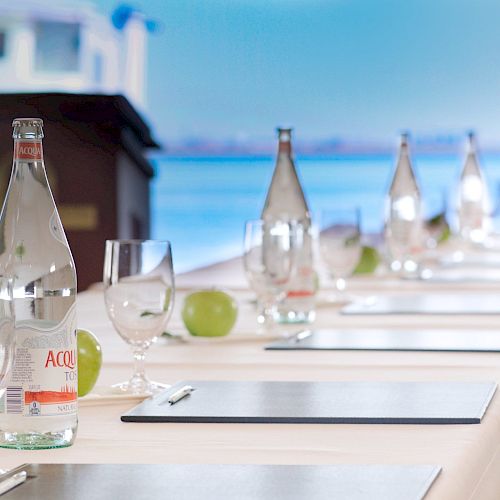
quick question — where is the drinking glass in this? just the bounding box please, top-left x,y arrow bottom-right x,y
319,209 -> 362,302
0,278 -> 14,396
243,220 -> 296,330
103,240 -> 175,395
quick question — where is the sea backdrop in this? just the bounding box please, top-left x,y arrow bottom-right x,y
151,154 -> 500,273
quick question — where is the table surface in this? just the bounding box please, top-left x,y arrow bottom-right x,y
3,258 -> 500,500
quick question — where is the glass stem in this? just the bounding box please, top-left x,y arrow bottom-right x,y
132,347 -> 146,380
263,303 -> 276,324
257,297 -> 277,331
335,277 -> 346,293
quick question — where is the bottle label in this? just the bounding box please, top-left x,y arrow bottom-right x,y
14,141 -> 43,161
5,304 -> 78,417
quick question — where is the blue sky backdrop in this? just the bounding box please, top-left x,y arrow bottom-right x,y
93,0 -> 500,143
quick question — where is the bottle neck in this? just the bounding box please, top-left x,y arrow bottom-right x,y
399,142 -> 409,157
466,133 -> 476,154
13,138 -> 43,163
278,140 -> 292,156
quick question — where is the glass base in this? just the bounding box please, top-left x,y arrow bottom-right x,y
0,427 -> 76,450
389,258 -> 420,276
112,374 -> 169,396
276,309 -> 316,324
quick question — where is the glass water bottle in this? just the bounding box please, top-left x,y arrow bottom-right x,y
0,118 -> 78,449
261,128 -> 316,324
384,133 -> 424,274
456,131 -> 491,244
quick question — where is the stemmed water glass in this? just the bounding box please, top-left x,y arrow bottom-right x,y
243,220 -> 296,331
319,209 -> 362,303
103,240 -> 175,395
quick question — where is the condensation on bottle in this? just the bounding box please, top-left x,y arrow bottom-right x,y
0,118 -> 78,449
261,128 -> 316,324
384,132 -> 424,274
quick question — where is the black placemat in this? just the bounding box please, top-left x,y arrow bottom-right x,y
342,294 -> 500,315
1,464 -> 441,500
121,380 -> 496,424
265,328 -> 500,352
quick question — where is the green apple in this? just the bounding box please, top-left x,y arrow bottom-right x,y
426,212 -> 451,244
182,290 -> 238,337
353,246 -> 380,275
77,328 -> 103,397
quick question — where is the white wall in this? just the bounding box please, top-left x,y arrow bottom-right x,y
0,5 -> 147,108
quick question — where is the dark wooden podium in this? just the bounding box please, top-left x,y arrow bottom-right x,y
0,93 -> 159,290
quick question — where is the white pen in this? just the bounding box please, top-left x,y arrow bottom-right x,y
294,330 -> 313,343
168,385 -> 195,405
0,471 -> 27,496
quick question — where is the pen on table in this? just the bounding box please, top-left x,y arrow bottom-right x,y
0,471 -> 27,496
0,465 -> 28,481
168,385 -> 195,405
293,330 -> 313,343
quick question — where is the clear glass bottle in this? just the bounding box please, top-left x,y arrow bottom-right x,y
0,118 -> 78,449
384,133 -> 424,274
261,128 -> 315,323
456,131 -> 491,244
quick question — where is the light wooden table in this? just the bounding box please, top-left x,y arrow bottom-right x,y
2,259 -> 500,500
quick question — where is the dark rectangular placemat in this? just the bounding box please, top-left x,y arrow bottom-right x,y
416,267 -> 500,283
265,329 -> 500,352
1,464 -> 441,500
121,380 -> 496,424
342,294 -> 500,315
